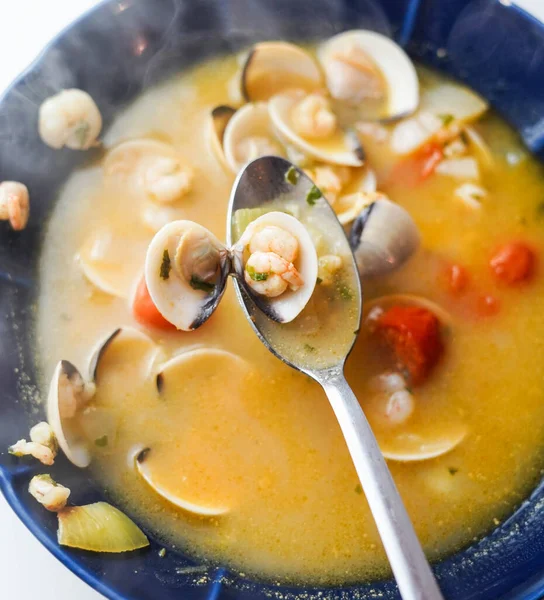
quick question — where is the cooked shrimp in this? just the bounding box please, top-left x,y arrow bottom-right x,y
39,89 -> 102,150
144,157 -> 194,203
245,251 -> 304,297
291,94 -> 337,139
9,439 -> 55,465
29,474 -> 70,512
0,181 -> 29,231
384,389 -> 415,425
30,422 -> 58,454
249,226 -> 299,263
327,46 -> 385,103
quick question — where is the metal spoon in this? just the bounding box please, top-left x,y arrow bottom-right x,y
227,156 -> 444,600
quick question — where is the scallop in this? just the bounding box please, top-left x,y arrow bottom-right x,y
222,103 -> 285,174
47,328 -> 158,468
145,220 -> 230,331
268,89 -> 364,167
208,105 -> 236,171
134,348 -> 250,516
349,198 -> 420,279
390,83 -> 488,155
232,211 -> 318,323
240,41 -> 324,102
103,139 -> 194,203
317,30 -> 419,122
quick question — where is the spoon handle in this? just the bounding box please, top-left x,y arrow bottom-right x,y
319,367 -> 444,600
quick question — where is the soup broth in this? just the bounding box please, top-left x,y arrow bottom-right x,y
37,54 -> 544,585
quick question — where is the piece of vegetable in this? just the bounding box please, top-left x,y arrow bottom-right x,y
375,305 -> 444,386
189,275 -> 216,292
444,264 -> 469,295
420,144 -> 443,180
29,422 -> 58,454
285,166 -> 299,185
133,276 -> 176,330
489,242 -> 535,285
9,439 -> 55,465
306,185 -> 322,206
454,183 -> 486,210
58,502 -> 149,552
29,475 -> 70,512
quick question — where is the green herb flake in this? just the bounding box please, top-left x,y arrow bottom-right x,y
448,467 -> 459,476
306,185 -> 322,206
246,265 -> 269,282
95,435 -> 108,448
189,275 -> 216,293
438,113 -> 455,127
338,284 -> 353,301
285,166 -> 299,185
74,120 -> 90,148
159,250 -> 171,280
354,483 -> 363,495
304,343 -> 316,353
316,277 -> 323,285
158,548 -> 167,558
536,202 -> 544,219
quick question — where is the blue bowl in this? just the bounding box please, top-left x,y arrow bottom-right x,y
1,1 -> 544,598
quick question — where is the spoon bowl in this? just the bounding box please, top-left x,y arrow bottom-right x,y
227,156 -> 445,600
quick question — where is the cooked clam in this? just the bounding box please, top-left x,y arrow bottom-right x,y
349,198 -> 420,278
380,425 -> 468,462
77,226 -> 149,298
208,105 -> 236,171
233,211 -> 318,323
317,30 -> 419,122
145,220 -> 230,330
135,348 -> 249,516
240,41 -> 324,102
268,89 -> 364,167
47,328 -> 158,467
223,103 -> 285,174
390,83 -> 488,155
334,166 -> 378,225
103,139 -> 194,203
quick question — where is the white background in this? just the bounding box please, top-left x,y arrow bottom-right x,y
0,0 -> 542,598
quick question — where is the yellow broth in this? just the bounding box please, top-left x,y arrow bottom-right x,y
37,56 -> 544,585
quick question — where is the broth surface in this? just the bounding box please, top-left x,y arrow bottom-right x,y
37,56 -> 544,585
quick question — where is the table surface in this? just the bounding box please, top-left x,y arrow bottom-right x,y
0,0 -> 543,598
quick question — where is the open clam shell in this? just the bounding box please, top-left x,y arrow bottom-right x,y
240,41 -> 324,102
145,220 -> 230,331
349,198 -> 420,279
222,103 -> 285,174
317,30 -> 419,122
208,105 -> 236,171
334,166 -> 377,225
268,89 -> 364,167
233,211 -> 318,323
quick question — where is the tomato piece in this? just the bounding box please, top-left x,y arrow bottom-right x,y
475,294 -> 500,317
419,144 -> 444,181
489,242 -> 535,285
444,263 -> 469,295
132,276 -> 176,330
376,306 -> 444,386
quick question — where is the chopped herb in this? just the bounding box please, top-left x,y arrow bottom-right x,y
536,202 -> 544,218
354,483 -> 363,495
95,435 -> 108,448
159,250 -> 171,280
285,166 -> 299,185
448,467 -> 459,476
74,121 -> 90,148
316,277 -> 323,285
438,113 -> 455,127
246,265 -> 269,282
158,548 -> 167,558
189,275 -> 215,292
338,284 -> 353,301
304,343 -> 316,353
306,185 -> 322,206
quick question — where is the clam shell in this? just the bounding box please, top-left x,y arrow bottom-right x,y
349,198 -> 420,278
241,41 -> 324,102
380,425 -> 468,462
268,89 -> 364,167
223,102 -> 285,174
208,105 -> 236,171
317,30 -> 419,122
145,220 -> 229,331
